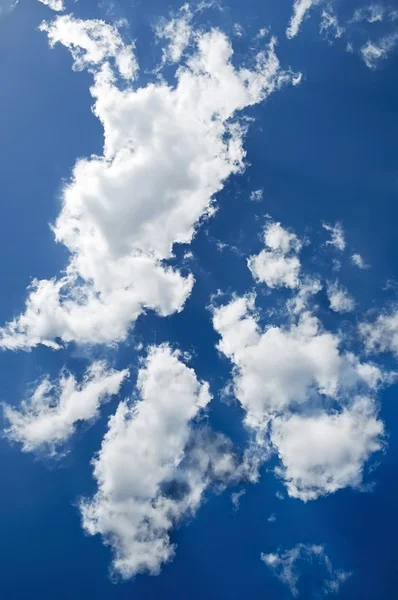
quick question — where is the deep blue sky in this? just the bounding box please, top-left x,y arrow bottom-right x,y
0,1 -> 398,598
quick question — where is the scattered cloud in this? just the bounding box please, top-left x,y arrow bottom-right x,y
286,0 -> 321,39
360,307 -> 398,354
249,189 -> 264,202
286,0 -> 322,39
351,4 -> 385,24
322,222 -> 346,251
351,253 -> 370,270
154,4 -> 193,66
3,363 -> 128,454
0,0 -> 18,17
287,277 -> 322,315
319,9 -> 344,41
327,281 -> 356,313
248,221 -> 302,289
0,16 -> 299,350
361,33 -> 398,68
261,543 -> 351,597
231,488 -> 246,511
38,0 -> 65,11
41,15 -> 138,79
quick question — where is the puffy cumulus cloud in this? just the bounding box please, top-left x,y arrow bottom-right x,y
38,0 -> 65,11
322,221 -> 346,251
351,252 -> 370,270
262,221 -> 302,255
248,221 -> 302,289
261,543 -> 351,597
361,33 -> 398,68
327,281 -> 355,313
80,344 -> 250,579
3,363 -> 128,454
271,396 -> 384,501
286,0 -> 321,39
212,295 -> 382,432
0,15 -> 300,351
360,308 -> 398,355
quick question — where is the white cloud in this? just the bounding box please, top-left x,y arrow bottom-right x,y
231,488 -> 246,511
80,344 -> 248,579
212,281 -> 388,501
271,396 -> 384,501
38,0 -> 65,11
248,221 -> 302,289
249,255 -> 301,289
286,0 -> 321,39
263,221 -> 302,254
212,295 -> 382,432
360,308 -> 398,354
352,4 -> 385,23
327,281 -> 356,313
287,277 -> 322,315
322,221 -> 346,251
3,363 -> 128,454
0,0 -> 18,16
249,188 -> 263,202
40,15 -> 138,79
155,4 -> 193,65
261,543 -> 351,597
320,9 -> 344,41
351,253 -> 370,270
361,33 -> 398,68
0,17 -> 299,350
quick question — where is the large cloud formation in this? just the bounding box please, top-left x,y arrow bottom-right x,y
0,14 -> 299,350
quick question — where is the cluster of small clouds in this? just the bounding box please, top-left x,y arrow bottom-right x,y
212,219 -> 389,501
351,4 -> 398,24
286,0 -> 398,69
361,33 -> 398,68
261,543 -> 351,597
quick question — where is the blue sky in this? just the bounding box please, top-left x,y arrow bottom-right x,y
1,0 -> 398,598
